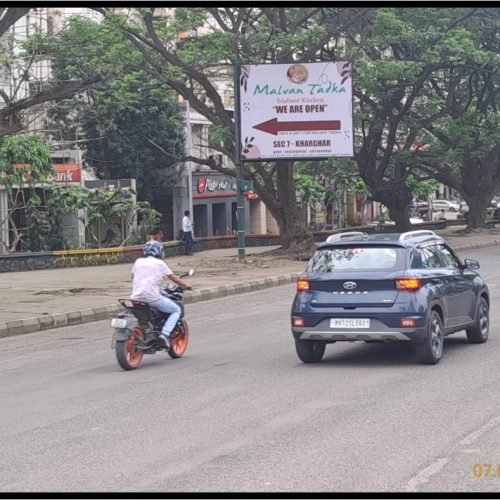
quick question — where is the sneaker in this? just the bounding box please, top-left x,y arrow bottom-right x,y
159,335 -> 171,350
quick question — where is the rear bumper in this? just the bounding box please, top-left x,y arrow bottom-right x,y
292,318 -> 426,343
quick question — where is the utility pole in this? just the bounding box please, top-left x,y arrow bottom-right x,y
233,66 -> 246,261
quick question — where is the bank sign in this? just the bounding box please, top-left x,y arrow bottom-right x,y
237,62 -> 353,161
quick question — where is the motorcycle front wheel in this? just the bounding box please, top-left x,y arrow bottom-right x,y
116,326 -> 145,370
168,319 -> 189,359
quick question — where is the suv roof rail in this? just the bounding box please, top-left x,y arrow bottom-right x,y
399,230 -> 437,242
326,231 -> 369,243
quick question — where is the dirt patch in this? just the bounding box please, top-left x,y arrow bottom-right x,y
171,254 -> 303,275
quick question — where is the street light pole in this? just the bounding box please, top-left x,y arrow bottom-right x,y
234,66 -> 246,261
185,100 -> 194,221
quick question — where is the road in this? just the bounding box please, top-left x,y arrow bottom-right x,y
1,246 -> 499,493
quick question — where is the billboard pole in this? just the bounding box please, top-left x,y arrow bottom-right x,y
234,65 -> 246,261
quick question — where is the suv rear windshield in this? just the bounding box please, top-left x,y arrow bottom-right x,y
307,246 -> 405,273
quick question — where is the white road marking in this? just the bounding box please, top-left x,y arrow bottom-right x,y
405,414 -> 500,492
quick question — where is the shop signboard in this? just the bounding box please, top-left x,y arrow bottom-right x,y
12,163 -> 82,184
52,164 -> 81,184
194,175 -> 237,198
237,62 -> 353,161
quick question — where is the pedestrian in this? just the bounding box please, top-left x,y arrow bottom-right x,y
434,210 -> 445,221
130,240 -> 191,349
182,210 -> 194,255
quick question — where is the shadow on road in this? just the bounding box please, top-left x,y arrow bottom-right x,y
314,334 -> 473,367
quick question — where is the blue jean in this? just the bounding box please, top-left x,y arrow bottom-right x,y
183,231 -> 193,253
150,296 -> 181,338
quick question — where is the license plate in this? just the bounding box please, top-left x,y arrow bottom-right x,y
330,318 -> 370,329
111,317 -> 127,329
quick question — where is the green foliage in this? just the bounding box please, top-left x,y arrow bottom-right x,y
405,176 -> 439,199
23,184 -> 161,250
295,158 -> 367,203
0,136 -> 54,252
0,135 -> 52,189
25,7 -> 500,238
294,174 -> 327,207
344,7 -> 500,228
45,15 -> 185,209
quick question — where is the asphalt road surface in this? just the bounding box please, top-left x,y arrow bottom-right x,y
1,246 -> 499,493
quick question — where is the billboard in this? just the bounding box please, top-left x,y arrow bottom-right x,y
237,62 -> 353,161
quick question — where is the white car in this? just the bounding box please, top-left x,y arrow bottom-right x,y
431,199 -> 461,212
368,217 -> 424,227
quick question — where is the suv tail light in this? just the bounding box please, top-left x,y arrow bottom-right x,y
296,278 -> 310,292
395,277 -> 421,291
292,316 -> 305,327
400,317 -> 417,328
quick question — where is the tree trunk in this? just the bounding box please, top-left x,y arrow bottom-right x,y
464,199 -> 488,230
368,182 -> 413,233
356,148 -> 413,233
452,153 -> 500,231
387,203 -> 412,232
265,160 -> 315,253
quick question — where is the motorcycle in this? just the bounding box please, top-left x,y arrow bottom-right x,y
111,269 -> 195,370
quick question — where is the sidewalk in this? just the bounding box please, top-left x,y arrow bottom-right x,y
1,225 -> 499,338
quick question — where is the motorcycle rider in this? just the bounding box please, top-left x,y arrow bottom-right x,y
131,240 -> 191,348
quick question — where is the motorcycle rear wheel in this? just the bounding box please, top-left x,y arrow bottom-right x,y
168,319 -> 189,359
116,326 -> 145,370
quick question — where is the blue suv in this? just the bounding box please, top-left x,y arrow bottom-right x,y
291,230 -> 489,364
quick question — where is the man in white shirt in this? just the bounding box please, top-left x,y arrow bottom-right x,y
131,240 -> 191,348
182,210 -> 194,255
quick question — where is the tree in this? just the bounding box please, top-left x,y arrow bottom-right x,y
346,7 -> 499,231
0,8 -> 99,137
295,158 -> 365,228
51,184 -> 160,248
414,9 -> 500,229
94,7 -> 369,252
0,135 -> 52,252
45,16 -> 185,209
20,183 -> 161,251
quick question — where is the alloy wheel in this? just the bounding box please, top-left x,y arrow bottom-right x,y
479,301 -> 489,338
430,315 -> 443,358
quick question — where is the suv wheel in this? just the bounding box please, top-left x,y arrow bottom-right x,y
295,340 -> 326,363
466,297 -> 489,344
415,310 -> 443,365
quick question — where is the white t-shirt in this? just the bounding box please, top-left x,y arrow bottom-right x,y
130,256 -> 173,303
182,215 -> 193,233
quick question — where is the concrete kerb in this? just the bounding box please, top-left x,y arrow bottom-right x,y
0,273 -> 301,339
0,239 -> 497,339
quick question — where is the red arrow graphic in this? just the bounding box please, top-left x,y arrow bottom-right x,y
252,118 -> 341,136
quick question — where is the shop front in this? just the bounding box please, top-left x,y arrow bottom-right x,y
191,173 -> 247,237
172,172 -> 279,239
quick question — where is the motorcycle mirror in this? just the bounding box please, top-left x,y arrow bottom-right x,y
188,268 -> 196,276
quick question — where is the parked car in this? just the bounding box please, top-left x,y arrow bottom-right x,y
431,199 -> 461,212
449,197 -> 468,212
369,217 -> 425,227
410,200 -> 429,216
291,230 -> 489,365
